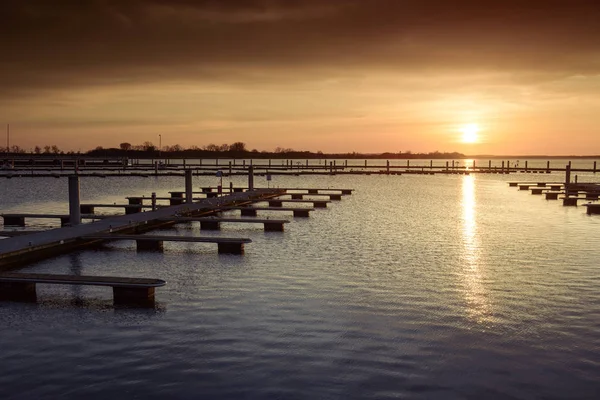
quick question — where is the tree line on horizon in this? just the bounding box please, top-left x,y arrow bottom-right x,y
1,141 -> 466,160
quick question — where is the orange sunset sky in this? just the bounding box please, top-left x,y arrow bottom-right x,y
1,0 -> 600,155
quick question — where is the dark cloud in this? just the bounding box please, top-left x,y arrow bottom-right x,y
1,0 -> 600,96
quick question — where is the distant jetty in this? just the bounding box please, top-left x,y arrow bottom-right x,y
1,156 -> 598,177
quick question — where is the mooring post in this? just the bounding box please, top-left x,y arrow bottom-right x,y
546,161 -> 550,173
507,160 -> 510,173
68,175 -> 81,226
365,160 -> 367,169
446,161 -> 449,171
488,160 -> 492,171
154,161 -> 158,176
151,192 -> 157,211
452,160 -> 455,169
229,161 -> 232,176
565,164 -> 571,185
387,160 -> 390,174
594,161 -> 597,173
185,169 -> 193,204
430,160 -> 433,169
248,165 -> 254,190
525,160 -> 528,172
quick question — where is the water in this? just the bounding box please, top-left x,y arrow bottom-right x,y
0,171 -> 599,399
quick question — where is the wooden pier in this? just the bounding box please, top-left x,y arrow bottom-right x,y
0,188 -> 285,270
2,213 -> 110,227
0,175 -> 353,306
0,272 -> 165,306
160,217 -> 290,232
216,206 -> 314,217
83,234 -> 252,254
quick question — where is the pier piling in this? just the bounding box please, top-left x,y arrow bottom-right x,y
185,170 -> 193,204
68,175 -> 81,226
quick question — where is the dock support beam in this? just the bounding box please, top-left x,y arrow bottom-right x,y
241,208 -> 257,217
113,287 -> 155,307
136,240 -> 164,251
264,222 -> 284,232
200,221 -> 221,230
185,170 -> 193,204
293,210 -> 310,217
218,242 -> 244,255
3,216 -> 25,226
269,200 -> 283,207
0,282 -> 37,302
291,194 -> 303,199
69,175 -> 81,226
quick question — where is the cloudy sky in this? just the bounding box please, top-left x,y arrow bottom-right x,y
2,0 -> 600,154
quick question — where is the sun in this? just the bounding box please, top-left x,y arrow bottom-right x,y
460,124 -> 479,143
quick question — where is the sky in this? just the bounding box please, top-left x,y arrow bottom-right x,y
1,0 -> 600,155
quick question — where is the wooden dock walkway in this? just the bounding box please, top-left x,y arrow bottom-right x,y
161,217 -> 290,231
0,272 -> 165,306
1,213 -> 110,227
0,188 -> 285,269
216,206 -> 315,217
83,234 -> 252,254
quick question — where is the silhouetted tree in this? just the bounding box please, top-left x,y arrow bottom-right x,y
229,142 -> 247,152
142,141 -> 155,151
119,142 -> 132,151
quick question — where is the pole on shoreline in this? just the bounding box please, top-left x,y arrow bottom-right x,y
68,175 -> 81,226
565,164 -> 571,185
594,161 -> 597,173
547,161 -> 550,173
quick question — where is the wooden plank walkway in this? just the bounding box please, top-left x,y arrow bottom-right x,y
0,272 -> 165,306
0,231 -> 45,237
1,213 -> 111,226
0,189 -> 284,268
217,206 -> 315,217
83,234 -> 252,254
161,217 -> 290,231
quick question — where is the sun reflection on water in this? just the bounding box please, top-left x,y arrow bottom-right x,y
461,175 -> 494,325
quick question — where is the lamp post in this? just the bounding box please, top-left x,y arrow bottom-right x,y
159,134 -> 162,157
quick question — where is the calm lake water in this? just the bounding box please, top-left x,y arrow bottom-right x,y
1,165 -> 599,399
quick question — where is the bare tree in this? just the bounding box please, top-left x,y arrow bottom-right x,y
119,142 -> 132,151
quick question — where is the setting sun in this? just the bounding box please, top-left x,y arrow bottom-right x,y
460,124 -> 480,143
